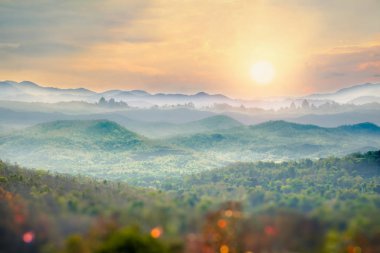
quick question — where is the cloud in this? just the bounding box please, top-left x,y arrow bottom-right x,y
322,72 -> 346,79
0,42 -> 20,49
357,61 -> 380,71
305,43 -> 380,90
1,0 -> 380,97
0,0 -> 152,53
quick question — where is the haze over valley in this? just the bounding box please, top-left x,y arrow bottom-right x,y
1,1 -> 380,252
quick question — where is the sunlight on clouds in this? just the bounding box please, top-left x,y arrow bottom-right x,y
0,0 -> 379,97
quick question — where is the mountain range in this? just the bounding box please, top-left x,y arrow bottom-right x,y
0,119 -> 379,186
0,80 -> 232,107
305,82 -> 380,104
1,80 -> 380,108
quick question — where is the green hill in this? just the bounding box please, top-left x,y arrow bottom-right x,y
0,120 -> 187,183
0,160 -> 189,253
6,120 -> 145,150
166,150 -> 380,219
168,121 -> 380,157
0,120 -> 379,187
1,151 -> 379,253
189,115 -> 242,130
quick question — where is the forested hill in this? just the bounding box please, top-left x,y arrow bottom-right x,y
0,120 -> 379,187
166,150 -> 380,223
1,119 -> 147,150
1,151 -> 379,252
0,159 -> 191,252
168,120 -> 380,155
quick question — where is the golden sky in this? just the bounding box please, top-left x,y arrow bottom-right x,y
0,0 -> 380,98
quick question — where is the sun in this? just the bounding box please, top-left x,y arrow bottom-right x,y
250,61 -> 275,84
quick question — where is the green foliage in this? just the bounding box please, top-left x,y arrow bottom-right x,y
96,227 -> 168,253
0,150 -> 379,252
168,151 -> 380,225
0,120 -> 379,187
0,160 -> 191,252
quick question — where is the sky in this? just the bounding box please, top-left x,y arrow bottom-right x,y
0,0 -> 379,98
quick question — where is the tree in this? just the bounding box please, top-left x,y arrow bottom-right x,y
98,97 -> 107,105
96,227 -> 169,253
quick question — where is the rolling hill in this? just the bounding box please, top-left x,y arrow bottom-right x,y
0,120 -> 146,151
168,120 -> 380,157
0,106 -> 239,138
0,119 -> 379,187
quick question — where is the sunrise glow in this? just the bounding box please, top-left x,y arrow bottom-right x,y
250,61 -> 275,84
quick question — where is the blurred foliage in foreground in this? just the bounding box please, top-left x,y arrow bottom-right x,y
0,150 -> 379,252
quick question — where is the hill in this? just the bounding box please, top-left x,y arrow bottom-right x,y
0,120 -> 169,181
168,120 -> 380,157
0,104 -> 227,138
166,150 -> 380,214
1,151 -> 379,253
0,80 -> 96,103
0,120 -> 379,187
0,160 -> 189,253
189,115 -> 242,130
1,120 -> 145,151
290,109 -> 380,127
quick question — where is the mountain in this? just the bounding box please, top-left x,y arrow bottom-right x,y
168,120 -> 380,157
337,122 -> 380,134
348,96 -> 380,105
0,80 -> 235,106
0,80 -> 96,103
107,90 -> 232,107
0,102 -> 242,138
2,80 -> 380,108
0,119 -> 191,183
306,82 -> 380,104
0,119 -> 379,186
173,150 -> 380,211
0,120 -> 145,151
290,109 -> 380,127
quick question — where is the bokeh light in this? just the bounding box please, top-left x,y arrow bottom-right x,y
217,219 -> 227,229
220,244 -> 229,253
150,227 -> 162,238
22,231 -> 34,244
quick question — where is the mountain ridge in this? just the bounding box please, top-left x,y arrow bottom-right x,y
2,80 -> 380,106
0,119 -> 379,184
305,82 -> 380,103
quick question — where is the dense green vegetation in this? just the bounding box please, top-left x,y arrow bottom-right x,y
0,120 -> 379,188
169,121 -> 380,155
0,160 -> 192,253
167,151 -> 380,222
1,151 -> 379,252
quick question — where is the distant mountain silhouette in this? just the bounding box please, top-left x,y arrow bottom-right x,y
306,83 -> 380,103
1,80 -> 380,107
